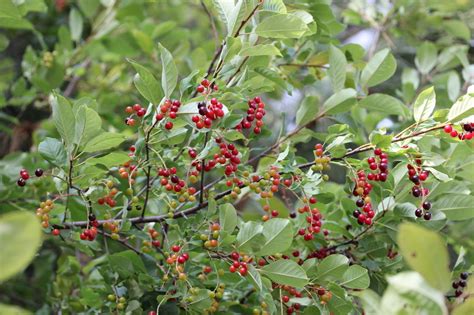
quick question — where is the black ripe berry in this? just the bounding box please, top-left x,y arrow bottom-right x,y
353,210 -> 361,218
415,209 -> 423,218
423,212 -> 432,220
422,201 -> 431,210
356,199 -> 364,207
17,178 -> 26,187
460,272 -> 469,280
412,187 -> 421,197
35,168 -> 44,177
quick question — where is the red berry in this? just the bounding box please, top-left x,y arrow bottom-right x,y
196,85 -> 205,93
165,122 -> 173,130
125,106 -> 134,114
171,245 -> 180,252
201,79 -> 210,87
133,104 -> 141,111
52,229 -> 60,236
137,108 -> 146,117
282,295 -> 290,303
444,125 -> 452,133
20,171 -> 29,180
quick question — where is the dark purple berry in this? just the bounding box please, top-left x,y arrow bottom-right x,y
353,210 -> 361,218
356,199 -> 364,207
415,209 -> 423,218
17,178 -> 26,187
35,168 -> 44,177
423,212 -> 432,220
422,201 -> 431,210
460,272 -> 469,280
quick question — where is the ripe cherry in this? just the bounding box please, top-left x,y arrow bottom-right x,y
17,178 -> 26,187
35,168 -> 44,177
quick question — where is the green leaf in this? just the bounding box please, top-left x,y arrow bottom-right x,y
255,14 -> 309,38
415,42 -> 437,75
247,265 -> 263,291
219,203 -> 238,234
359,94 -> 409,117
0,303 -> 32,315
69,8 -> 83,42
453,298 -> 474,315
83,132 -> 125,153
447,91 -> 474,123
38,137 -> 67,167
224,130 -> 246,141
314,254 -> 349,281
86,152 -> 130,168
397,223 -> 451,292
322,88 -> 357,115
296,95 -> 320,126
51,93 -> 75,151
158,43 -> 178,99
0,34 -> 9,52
128,59 -> 162,105
74,106 -> 102,148
262,0 -> 287,13
380,272 -> 447,315
360,49 -> 397,88
0,0 -> 33,29
0,212 -> 42,283
256,218 -> 293,256
434,194 -> 474,220
261,260 -> 309,287
236,221 -> 264,253
447,71 -> 461,102
240,44 -> 282,57
328,45 -> 347,92
353,290 -> 380,315
108,250 -> 146,278
340,265 -> 370,289
413,86 -> 436,122
212,0 -> 244,36
444,20 -> 471,41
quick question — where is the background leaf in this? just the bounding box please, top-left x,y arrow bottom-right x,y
397,223 -> 451,292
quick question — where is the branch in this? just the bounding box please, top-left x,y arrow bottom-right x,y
57,124 -> 446,229
141,119 -> 160,218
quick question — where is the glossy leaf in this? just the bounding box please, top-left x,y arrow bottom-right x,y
255,14 -> 309,38
261,260 -> 309,288
0,212 -> 42,283
360,49 -> 397,88
397,223 -> 451,292
413,86 -> 436,122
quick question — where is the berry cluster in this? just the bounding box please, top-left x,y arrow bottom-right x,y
118,160 -> 138,182
107,295 -> 128,311
311,144 -> 331,181
317,288 -> 333,305
17,168 -> 43,187
200,222 -> 220,248
307,247 -> 335,260
158,167 -> 196,200
79,214 -> 99,241
443,123 -> 474,140
352,170 -> 374,225
235,96 -> 266,134
406,161 -> 432,220
125,104 -> 146,127
156,99 -> 182,130
191,98 -> 225,129
297,201 -> 323,241
194,139 -> 241,175
166,245 -> 190,267
36,199 -> 54,228
275,285 -> 303,314
103,219 -> 119,237
196,78 -> 218,94
228,251 -> 249,276
452,272 -> 469,297
140,228 -> 160,252
249,167 -> 280,201
97,181 -> 118,207
366,148 -> 389,182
